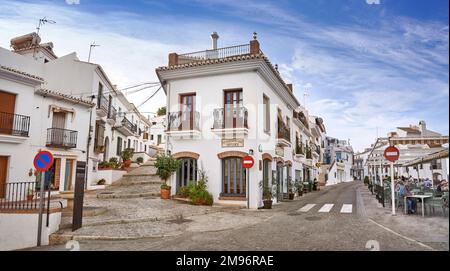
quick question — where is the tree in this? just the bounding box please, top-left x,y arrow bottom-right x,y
157,106 -> 166,116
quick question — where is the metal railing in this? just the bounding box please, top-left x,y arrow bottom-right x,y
121,117 -> 137,133
212,106 -> 248,130
97,94 -> 109,112
46,128 -> 78,148
0,111 -> 30,137
295,142 -> 304,155
277,120 -> 291,142
0,181 -> 50,210
107,106 -> 117,120
167,111 -> 200,131
178,44 -> 251,64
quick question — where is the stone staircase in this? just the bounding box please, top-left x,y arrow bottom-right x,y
96,158 -> 162,199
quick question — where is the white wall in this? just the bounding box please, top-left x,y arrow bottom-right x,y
0,212 -> 61,251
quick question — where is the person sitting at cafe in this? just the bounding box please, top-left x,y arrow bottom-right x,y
437,180 -> 448,192
399,183 -> 417,214
423,178 -> 432,188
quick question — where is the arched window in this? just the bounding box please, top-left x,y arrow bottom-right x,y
222,157 -> 246,196
176,157 -> 197,191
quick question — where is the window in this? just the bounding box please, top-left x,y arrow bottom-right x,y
176,158 -> 197,190
263,95 -> 270,133
263,159 -> 271,190
224,90 -> 243,128
94,120 -> 105,150
336,152 -> 342,162
150,134 -> 154,140
116,136 -> 122,155
97,83 -> 103,106
222,157 -> 246,196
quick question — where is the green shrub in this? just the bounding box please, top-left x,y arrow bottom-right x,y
136,157 -> 144,163
97,179 -> 106,185
181,178 -> 213,206
121,148 -> 134,162
155,154 -> 180,189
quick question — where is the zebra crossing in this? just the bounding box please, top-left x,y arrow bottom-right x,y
297,203 -> 354,214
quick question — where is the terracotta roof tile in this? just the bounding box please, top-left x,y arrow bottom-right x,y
0,65 -> 44,81
36,88 -> 95,107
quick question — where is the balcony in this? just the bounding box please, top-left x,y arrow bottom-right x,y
166,111 -> 200,138
0,111 -> 30,143
306,146 -> 312,160
115,117 -> 137,137
276,119 -> 291,147
178,44 -> 251,65
106,106 -> 117,125
46,128 -> 77,149
96,95 -> 108,117
295,142 -> 305,159
211,106 -> 248,137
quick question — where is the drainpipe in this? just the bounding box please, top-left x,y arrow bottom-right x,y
84,95 -> 95,189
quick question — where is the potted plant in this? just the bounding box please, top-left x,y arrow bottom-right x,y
27,188 -> 34,201
121,148 -> 134,168
97,179 -> 106,185
136,157 -> 144,164
295,180 -> 303,197
288,178 -> 295,200
259,180 -> 276,209
154,154 -> 180,199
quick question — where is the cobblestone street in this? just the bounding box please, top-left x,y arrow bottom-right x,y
27,182 -> 449,251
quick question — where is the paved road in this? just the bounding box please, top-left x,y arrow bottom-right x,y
31,182 -> 435,251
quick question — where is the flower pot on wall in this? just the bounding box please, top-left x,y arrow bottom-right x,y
123,160 -> 132,168
263,200 -> 273,209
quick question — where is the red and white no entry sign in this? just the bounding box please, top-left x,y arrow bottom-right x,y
384,146 -> 400,162
242,155 -> 254,169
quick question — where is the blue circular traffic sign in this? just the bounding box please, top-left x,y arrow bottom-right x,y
33,151 -> 54,172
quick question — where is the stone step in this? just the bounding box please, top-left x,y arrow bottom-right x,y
97,191 -> 160,199
120,175 -> 161,183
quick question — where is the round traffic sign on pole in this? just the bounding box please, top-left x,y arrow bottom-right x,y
242,155 -> 254,169
33,150 -> 54,172
384,146 -> 400,162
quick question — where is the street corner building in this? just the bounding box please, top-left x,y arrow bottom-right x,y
0,32 -> 153,250
156,32 -> 352,209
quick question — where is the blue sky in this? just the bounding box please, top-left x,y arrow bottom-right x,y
0,0 -> 448,152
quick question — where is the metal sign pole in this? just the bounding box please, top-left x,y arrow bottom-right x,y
247,168 -> 250,209
391,161 -> 396,215
37,171 -> 45,246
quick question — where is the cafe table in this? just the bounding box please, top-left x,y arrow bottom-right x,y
404,194 -> 433,217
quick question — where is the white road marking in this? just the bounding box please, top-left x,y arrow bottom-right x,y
318,204 -> 334,213
340,204 -> 353,214
298,204 -> 316,212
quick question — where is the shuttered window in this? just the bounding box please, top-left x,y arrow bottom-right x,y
117,136 -> 122,156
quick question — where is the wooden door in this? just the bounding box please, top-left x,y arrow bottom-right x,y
0,91 -> 16,135
0,156 -> 8,198
224,90 -> 243,128
51,112 -> 66,146
180,94 -> 195,130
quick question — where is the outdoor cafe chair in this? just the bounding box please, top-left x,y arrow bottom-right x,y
425,196 -> 447,217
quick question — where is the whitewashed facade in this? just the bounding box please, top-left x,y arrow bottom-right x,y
156,33 -> 326,208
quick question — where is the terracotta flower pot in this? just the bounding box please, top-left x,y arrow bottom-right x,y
160,188 -> 171,199
123,160 -> 131,168
263,200 -> 272,209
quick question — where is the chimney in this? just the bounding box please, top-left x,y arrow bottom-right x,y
211,32 -> 219,50
250,32 -> 260,55
168,53 -> 178,66
286,83 -> 293,93
419,120 -> 426,132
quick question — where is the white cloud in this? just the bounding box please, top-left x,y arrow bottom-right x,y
366,0 -> 380,4
65,0 -> 80,5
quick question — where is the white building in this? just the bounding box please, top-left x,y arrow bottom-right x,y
365,121 -> 448,185
149,115 -> 166,148
156,32 -> 320,208
323,136 -> 354,185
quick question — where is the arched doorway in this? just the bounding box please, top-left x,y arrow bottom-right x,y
103,137 -> 109,162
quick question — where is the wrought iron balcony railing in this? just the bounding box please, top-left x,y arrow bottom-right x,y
0,111 -> 30,137
295,143 -> 305,155
121,117 -> 137,133
97,94 -> 109,112
107,106 -> 117,120
46,128 -> 77,149
178,44 -> 250,64
277,120 -> 291,142
167,111 -> 200,131
212,106 -> 248,130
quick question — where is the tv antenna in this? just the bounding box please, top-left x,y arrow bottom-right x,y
33,17 -> 56,59
88,42 -> 100,63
